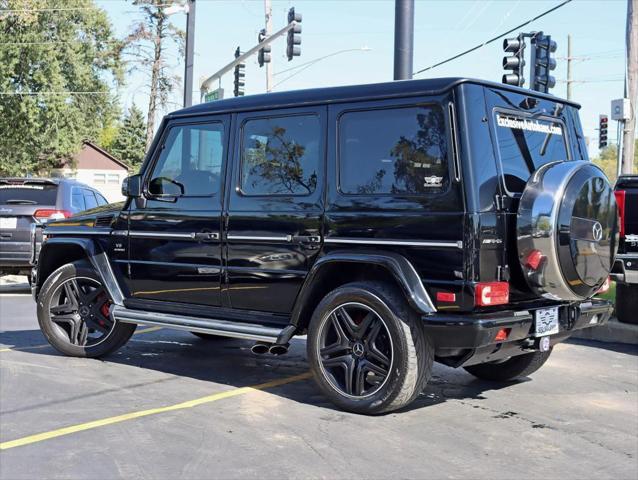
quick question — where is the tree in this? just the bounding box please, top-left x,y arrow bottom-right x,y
109,104 -> 147,171
592,140 -> 638,183
0,0 -> 122,176
124,1 -> 184,150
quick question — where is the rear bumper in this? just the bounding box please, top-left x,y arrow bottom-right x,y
423,300 -> 613,367
611,254 -> 638,285
0,241 -> 32,268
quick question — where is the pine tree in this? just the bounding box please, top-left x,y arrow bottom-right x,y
109,104 -> 147,172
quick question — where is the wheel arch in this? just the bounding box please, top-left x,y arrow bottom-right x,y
290,251 -> 436,334
35,237 -> 124,305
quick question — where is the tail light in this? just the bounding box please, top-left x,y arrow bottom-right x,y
524,249 -> 544,270
34,209 -> 72,221
614,190 -> 625,238
475,282 -> 509,307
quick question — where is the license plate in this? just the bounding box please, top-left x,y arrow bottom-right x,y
0,217 -> 17,229
535,307 -> 559,336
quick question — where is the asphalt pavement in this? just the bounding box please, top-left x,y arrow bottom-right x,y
1,280 -> 637,480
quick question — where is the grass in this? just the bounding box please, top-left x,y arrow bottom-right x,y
595,280 -> 616,303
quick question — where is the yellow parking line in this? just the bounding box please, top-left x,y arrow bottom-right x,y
0,326 -> 163,353
0,372 -> 312,450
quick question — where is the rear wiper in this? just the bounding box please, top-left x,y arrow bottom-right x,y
5,199 -> 37,204
539,104 -> 564,157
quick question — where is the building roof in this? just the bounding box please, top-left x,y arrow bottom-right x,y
170,77 -> 578,119
60,141 -> 130,171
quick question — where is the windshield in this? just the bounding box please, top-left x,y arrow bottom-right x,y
494,112 -> 569,194
0,184 -> 58,205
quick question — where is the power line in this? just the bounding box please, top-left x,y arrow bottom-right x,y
0,4 -> 173,13
0,91 -> 110,95
413,0 -> 573,76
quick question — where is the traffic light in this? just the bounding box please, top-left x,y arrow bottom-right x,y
257,29 -> 271,68
599,115 -> 608,149
502,34 -> 526,87
286,7 -> 302,61
233,46 -> 245,97
531,32 -> 557,93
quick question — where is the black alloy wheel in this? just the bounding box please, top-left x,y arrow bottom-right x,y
307,281 -> 433,415
37,261 -> 136,358
317,302 -> 393,398
48,276 -> 115,347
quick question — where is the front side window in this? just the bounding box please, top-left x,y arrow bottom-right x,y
339,105 -> 449,195
494,112 -> 569,193
148,122 -> 224,196
240,115 -> 320,196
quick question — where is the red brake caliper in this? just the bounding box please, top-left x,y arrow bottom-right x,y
97,293 -> 111,327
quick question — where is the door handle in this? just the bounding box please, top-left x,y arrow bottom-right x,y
292,235 -> 321,244
191,232 -> 219,242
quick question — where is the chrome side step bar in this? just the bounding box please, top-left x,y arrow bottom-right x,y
111,305 -> 284,343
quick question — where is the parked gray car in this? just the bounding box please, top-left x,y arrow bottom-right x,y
0,178 -> 109,276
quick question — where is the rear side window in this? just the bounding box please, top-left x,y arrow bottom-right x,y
494,112 -> 569,193
338,105 -> 449,195
0,184 -> 58,205
83,189 -> 98,210
240,114 -> 321,196
71,188 -> 85,211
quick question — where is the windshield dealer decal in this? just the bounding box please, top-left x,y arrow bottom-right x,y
496,114 -> 562,136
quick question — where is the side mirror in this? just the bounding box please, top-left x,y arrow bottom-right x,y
122,174 -> 142,198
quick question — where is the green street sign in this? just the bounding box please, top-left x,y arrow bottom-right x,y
204,88 -> 224,102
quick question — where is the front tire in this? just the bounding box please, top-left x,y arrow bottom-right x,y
307,281 -> 433,415
464,350 -> 552,381
615,283 -> 638,324
37,261 -> 136,358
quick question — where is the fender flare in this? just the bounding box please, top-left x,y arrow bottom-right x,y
290,251 -> 436,328
36,237 -> 125,305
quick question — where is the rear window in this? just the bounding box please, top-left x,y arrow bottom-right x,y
0,184 -> 58,205
494,112 -> 569,193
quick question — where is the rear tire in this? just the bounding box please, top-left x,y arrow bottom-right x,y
37,261 -> 136,358
464,350 -> 552,381
307,281 -> 433,415
615,284 -> 638,324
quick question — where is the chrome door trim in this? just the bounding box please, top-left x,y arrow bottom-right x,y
226,234 -> 293,242
127,231 -> 219,240
324,237 -> 463,249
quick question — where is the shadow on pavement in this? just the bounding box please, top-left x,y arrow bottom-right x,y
566,337 -> 638,356
1,328 -> 527,416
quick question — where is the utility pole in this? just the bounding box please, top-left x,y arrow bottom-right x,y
183,0 -> 196,107
264,0 -> 273,92
393,0 -> 414,80
622,0 -> 637,174
566,34 -> 573,100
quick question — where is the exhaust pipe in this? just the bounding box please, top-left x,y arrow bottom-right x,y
268,343 -> 289,356
251,341 -> 271,355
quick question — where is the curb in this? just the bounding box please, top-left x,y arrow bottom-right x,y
570,318 -> 638,346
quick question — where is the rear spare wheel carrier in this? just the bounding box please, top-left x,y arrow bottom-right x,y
517,161 -> 618,301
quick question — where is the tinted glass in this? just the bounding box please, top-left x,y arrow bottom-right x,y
71,188 -> 85,211
95,193 -> 108,206
241,115 -> 320,196
494,112 -> 569,193
0,184 -> 58,205
149,122 -> 224,196
339,105 -> 449,195
83,189 -> 98,209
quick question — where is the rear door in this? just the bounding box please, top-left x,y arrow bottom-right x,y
126,115 -> 229,307
224,107 -> 326,313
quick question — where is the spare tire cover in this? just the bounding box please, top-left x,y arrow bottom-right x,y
517,161 -> 618,301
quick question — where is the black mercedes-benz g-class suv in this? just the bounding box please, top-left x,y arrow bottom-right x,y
31,78 -> 618,414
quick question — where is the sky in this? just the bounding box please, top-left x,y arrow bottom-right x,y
97,0 -> 630,157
